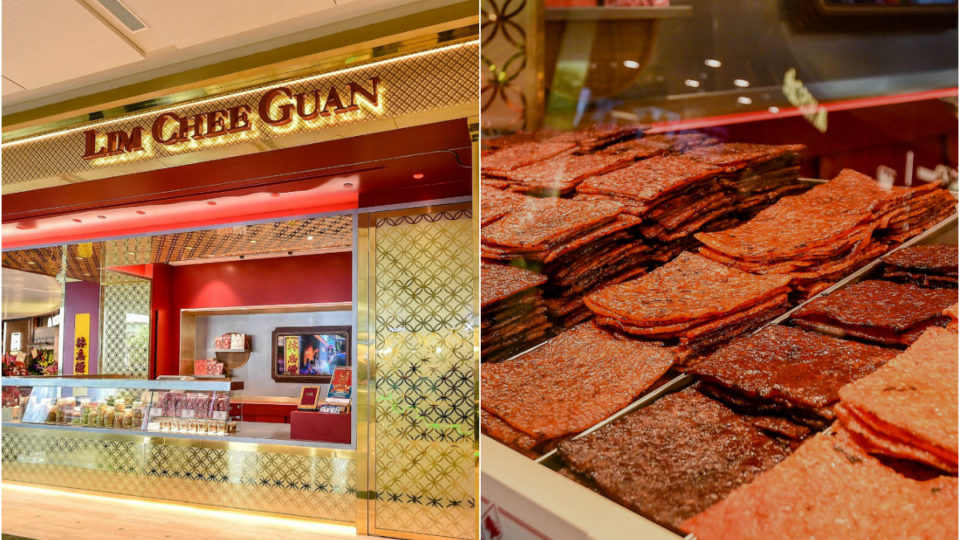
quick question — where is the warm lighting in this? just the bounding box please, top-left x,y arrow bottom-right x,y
623,60 -> 640,69
307,236 -> 314,240
737,96 -> 753,105
413,173 -> 425,180
734,79 -> 750,88
250,240 -> 257,244
2,483 -> 357,537
768,106 -> 781,113
684,79 -> 700,88
705,59 -> 722,68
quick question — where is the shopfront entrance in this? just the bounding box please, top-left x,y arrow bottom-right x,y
2,34 -> 479,540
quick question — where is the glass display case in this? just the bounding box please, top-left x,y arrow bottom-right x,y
2,377 -> 242,437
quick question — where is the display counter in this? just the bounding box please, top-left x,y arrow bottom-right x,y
1,376 -> 358,524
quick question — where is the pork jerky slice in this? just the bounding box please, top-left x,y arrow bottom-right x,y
558,387 -> 791,533
577,155 -> 725,212
690,325 -> 897,411
884,245 -> 958,274
584,251 -> 791,327
681,429 -> 959,540
481,262 -> 548,308
838,327 -> 958,466
481,198 -> 622,250
501,152 -> 635,195
481,141 -> 576,173
685,142 -> 804,170
481,322 -> 675,439
481,409 -> 544,456
792,280 -> 957,332
836,404 -> 958,474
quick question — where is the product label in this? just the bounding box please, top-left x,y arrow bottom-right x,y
150,407 -> 163,417
181,409 -> 196,419
212,411 -> 228,421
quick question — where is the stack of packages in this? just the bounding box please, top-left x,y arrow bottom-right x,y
557,387 -> 793,534
684,142 -> 807,218
790,280 -> 957,347
583,252 -> 792,361
696,168 -> 957,299
481,195 -> 648,327
481,262 -> 551,363
481,323 -> 675,457
689,325 -> 897,435
834,326 -> 958,474
881,245 -> 958,288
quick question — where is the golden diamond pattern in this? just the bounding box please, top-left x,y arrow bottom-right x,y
99,271 -> 151,378
373,210 -> 477,539
2,430 -> 357,523
3,42 -> 479,188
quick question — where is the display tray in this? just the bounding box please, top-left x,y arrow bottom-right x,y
481,212 -> 957,538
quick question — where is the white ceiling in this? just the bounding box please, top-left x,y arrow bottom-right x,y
2,0 -> 464,113
1,268 -> 61,320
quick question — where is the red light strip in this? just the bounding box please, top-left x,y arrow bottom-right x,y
646,87 -> 959,133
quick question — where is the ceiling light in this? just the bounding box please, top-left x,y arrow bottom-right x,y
734,79 -> 750,88
704,59 -> 722,68
307,236 -> 314,240
768,106 -> 781,113
412,173 -> 425,180
623,60 -> 640,69
684,79 -> 700,88
737,96 -> 753,105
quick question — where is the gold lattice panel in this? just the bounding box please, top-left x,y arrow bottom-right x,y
100,271 -> 151,378
372,209 -> 477,539
4,42 -> 478,189
482,0 -> 541,131
2,430 -> 357,522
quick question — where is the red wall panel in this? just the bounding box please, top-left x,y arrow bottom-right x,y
153,252 -> 352,376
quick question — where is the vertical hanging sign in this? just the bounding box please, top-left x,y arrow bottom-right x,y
285,336 -> 301,375
74,313 -> 91,375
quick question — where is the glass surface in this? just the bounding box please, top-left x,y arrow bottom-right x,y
541,0 -> 958,127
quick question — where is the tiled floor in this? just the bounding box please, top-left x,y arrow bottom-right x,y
1,483 -> 380,540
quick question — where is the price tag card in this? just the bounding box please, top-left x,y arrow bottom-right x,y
212,411 -> 228,421
149,407 -> 163,417
181,409 -> 196,419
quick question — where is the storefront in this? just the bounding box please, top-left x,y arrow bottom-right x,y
1,13 -> 479,540
480,1 -> 957,538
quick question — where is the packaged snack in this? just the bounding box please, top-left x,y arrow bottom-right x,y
104,407 -> 115,428
132,407 -> 144,428
227,421 -> 238,433
54,406 -> 65,424
215,422 -> 226,435
114,399 -> 125,413
123,411 -> 133,429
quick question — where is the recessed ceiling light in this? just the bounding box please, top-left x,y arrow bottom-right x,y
768,106 -> 781,113
705,59 -> 722,68
734,79 -> 750,88
623,60 -> 640,69
737,96 -> 753,105
412,173 -> 425,180
684,79 -> 700,88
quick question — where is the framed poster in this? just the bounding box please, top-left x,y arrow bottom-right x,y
271,326 -> 351,383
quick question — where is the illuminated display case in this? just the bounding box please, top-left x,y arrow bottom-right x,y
483,0 -> 958,186
4,377 -> 241,437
